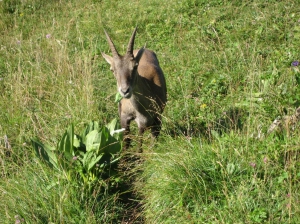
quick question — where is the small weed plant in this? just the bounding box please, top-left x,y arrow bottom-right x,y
32,119 -> 123,197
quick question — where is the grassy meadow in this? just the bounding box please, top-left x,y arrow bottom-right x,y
1,0 -> 300,223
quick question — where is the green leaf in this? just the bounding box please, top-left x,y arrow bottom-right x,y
58,124 -> 74,160
87,154 -> 103,171
99,128 -> 107,150
66,124 -> 74,157
106,118 -> 118,136
32,138 -> 58,169
81,150 -> 93,171
98,127 -> 121,154
85,130 -> 101,151
115,92 -> 123,103
59,133 -> 71,159
81,150 -> 103,172
105,119 -> 123,140
73,134 -> 81,148
81,121 -> 99,145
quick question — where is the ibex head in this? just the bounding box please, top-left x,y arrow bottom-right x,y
102,27 -> 145,99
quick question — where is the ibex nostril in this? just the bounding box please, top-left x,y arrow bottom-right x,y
122,88 -> 130,95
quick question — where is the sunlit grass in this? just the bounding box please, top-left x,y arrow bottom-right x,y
1,0 -> 300,222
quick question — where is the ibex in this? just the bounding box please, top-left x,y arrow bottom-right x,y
102,28 -> 167,151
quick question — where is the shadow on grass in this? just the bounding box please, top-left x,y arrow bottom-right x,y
111,152 -> 145,224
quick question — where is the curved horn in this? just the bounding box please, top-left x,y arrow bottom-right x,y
126,27 -> 137,56
104,29 -> 119,58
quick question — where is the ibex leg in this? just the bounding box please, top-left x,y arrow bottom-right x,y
151,116 -> 162,138
120,116 -> 134,150
137,127 -> 146,153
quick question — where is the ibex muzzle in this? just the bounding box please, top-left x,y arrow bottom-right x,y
102,27 -> 167,151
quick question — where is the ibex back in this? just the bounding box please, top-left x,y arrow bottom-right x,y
102,28 -> 167,152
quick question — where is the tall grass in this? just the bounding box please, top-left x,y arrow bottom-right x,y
0,147 -> 124,223
140,133 -> 300,223
1,0 -> 300,223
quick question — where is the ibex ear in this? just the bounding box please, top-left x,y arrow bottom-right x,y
134,47 -> 145,64
101,52 -> 113,65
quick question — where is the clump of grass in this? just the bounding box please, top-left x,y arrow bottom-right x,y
140,132 -> 300,223
0,150 -> 124,223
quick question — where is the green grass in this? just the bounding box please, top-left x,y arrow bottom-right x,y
0,148 -> 124,223
140,134 -> 300,223
1,0 -> 300,223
